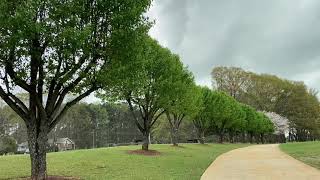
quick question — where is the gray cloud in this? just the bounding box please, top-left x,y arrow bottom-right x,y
147,0 -> 320,91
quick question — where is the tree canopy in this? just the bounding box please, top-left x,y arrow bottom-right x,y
100,35 -> 192,150
0,0 -> 152,179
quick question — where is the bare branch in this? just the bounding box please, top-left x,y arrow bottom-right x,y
7,93 -> 28,113
151,109 -> 165,127
0,86 -> 29,123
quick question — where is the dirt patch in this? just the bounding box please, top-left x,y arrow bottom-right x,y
46,177 -> 80,180
127,149 -> 161,156
17,176 -> 80,180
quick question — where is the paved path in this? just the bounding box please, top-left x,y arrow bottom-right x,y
201,144 -> 320,180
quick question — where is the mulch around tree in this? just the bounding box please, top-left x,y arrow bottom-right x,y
127,149 -> 161,156
18,176 -> 80,180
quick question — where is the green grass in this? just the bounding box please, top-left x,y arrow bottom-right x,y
0,144 -> 248,180
280,141 -> 320,169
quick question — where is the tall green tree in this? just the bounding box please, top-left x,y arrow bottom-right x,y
101,36 -> 185,150
192,87 -> 212,144
0,0 -> 151,179
278,82 -> 320,141
87,104 -> 108,148
164,79 -> 201,146
241,104 -> 258,143
208,91 -> 245,143
255,112 -> 274,143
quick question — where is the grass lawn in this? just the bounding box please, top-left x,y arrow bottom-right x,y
280,141 -> 320,169
0,143 -> 248,180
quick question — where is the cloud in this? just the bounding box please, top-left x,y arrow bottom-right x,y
147,0 -> 320,91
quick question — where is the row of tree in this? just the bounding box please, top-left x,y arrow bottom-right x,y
97,34 -> 276,148
212,66 -> 320,141
0,0 -> 315,178
192,87 -> 274,144
0,36 -> 278,153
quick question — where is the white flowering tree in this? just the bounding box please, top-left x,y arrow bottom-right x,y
264,112 -> 289,136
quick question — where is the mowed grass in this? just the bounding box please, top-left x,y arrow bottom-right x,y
0,143 -> 248,180
280,141 -> 320,169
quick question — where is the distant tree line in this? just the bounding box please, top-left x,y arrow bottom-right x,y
212,66 -> 320,141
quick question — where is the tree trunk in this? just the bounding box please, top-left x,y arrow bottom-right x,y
219,133 -> 224,144
171,128 -> 179,146
241,133 -> 246,143
260,134 -> 264,144
198,131 -> 205,144
229,132 -> 234,143
280,134 -> 286,143
27,125 -> 48,180
249,132 -> 253,144
142,132 -> 149,151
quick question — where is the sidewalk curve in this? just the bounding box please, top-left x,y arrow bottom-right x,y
201,144 -> 320,180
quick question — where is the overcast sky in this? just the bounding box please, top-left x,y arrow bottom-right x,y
146,0 -> 320,90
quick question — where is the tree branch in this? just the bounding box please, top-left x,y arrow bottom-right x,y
49,86 -> 97,130
5,48 -> 31,92
126,95 -> 145,133
0,87 -> 29,123
151,109 -> 165,127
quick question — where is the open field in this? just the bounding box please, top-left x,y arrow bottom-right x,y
280,141 -> 320,169
0,144 -> 248,180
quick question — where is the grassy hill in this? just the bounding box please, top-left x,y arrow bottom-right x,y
0,143 -> 248,180
280,141 -> 320,169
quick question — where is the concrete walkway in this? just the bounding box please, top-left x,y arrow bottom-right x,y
201,144 -> 320,180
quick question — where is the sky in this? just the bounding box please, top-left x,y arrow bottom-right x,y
146,0 -> 320,90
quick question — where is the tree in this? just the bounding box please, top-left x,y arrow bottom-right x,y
255,112 -> 274,144
277,82 -> 320,141
164,69 -> 200,146
53,103 -> 94,149
87,104 -> 108,148
264,112 -> 289,143
243,74 -> 292,112
192,87 -> 212,144
101,36 -> 185,150
212,66 -> 320,142
0,1 -> 151,179
152,115 -> 198,144
208,91 -> 245,143
211,67 -> 251,100
51,102 -> 141,148
242,105 -> 259,143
